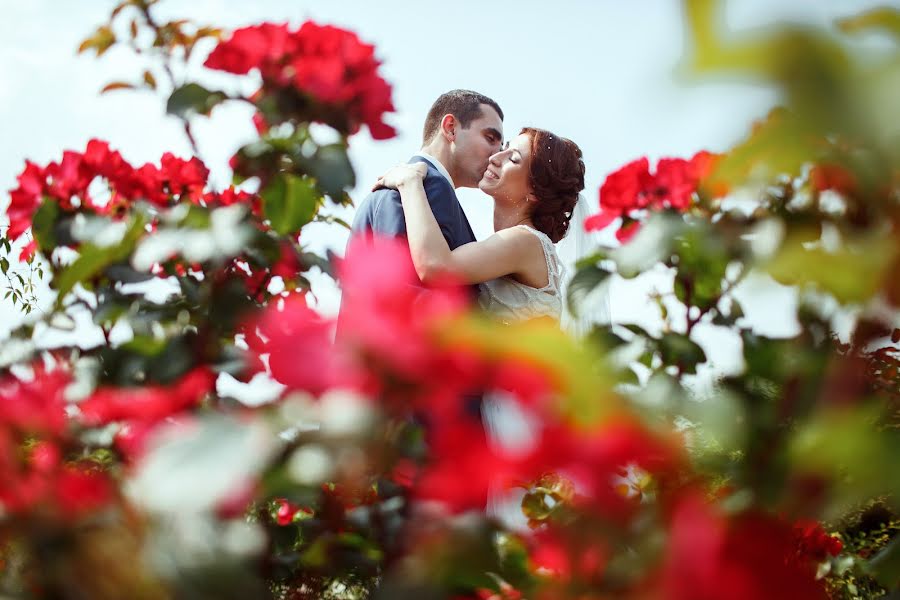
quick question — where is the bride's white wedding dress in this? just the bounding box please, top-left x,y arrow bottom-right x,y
477,224 -> 563,322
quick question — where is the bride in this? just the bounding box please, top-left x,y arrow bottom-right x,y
376,127 -> 586,323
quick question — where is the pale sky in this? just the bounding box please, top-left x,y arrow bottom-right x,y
0,0 -> 879,382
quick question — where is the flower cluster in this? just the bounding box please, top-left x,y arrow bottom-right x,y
6,139 -> 259,261
792,519 -> 844,563
662,495 -> 829,600
249,235 -> 683,517
204,21 -> 396,139
0,366 -> 114,520
585,151 -> 719,243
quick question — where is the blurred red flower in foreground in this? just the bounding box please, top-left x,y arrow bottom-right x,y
0,366 -> 114,519
585,151 -> 720,243
78,367 -> 216,461
337,236 -> 469,395
204,21 -> 396,139
809,163 -> 857,195
245,292 -> 341,396
662,494 -> 828,600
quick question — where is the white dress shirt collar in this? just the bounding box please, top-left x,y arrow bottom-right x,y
415,152 -> 455,189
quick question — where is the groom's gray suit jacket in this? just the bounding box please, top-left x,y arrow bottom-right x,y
350,156 -> 476,252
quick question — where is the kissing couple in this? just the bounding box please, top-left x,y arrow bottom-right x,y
351,89 -> 588,324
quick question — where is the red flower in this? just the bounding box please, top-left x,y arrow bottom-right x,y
79,367 -> 215,427
661,494 -> 828,600
654,158 -> 697,210
160,153 -> 209,202
6,161 -> 45,240
205,21 -> 396,139
203,24 -> 289,75
45,150 -> 91,206
528,526 -> 607,583
0,366 -> 115,520
18,239 -> 37,262
274,497 -> 302,525
271,242 -> 302,281
337,235 -> 469,392
5,140 -> 218,245
810,163 -> 856,195
415,419 -> 518,513
792,519 -> 843,563
246,293 -> 341,396
0,367 -> 70,436
54,465 -> 114,519
598,157 -> 650,213
586,151 -> 721,242
527,417 -> 682,518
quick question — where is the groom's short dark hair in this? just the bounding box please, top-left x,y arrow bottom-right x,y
422,90 -> 503,143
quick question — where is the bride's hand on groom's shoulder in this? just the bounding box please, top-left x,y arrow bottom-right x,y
372,162 -> 427,191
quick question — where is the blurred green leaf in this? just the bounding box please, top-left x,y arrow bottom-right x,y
790,406 -> 900,512
31,199 -> 59,253
658,333 -> 707,374
868,535 -> 900,590
53,215 -> 146,306
300,250 -> 334,278
307,143 -> 355,202
566,263 -> 611,318
837,7 -> 900,40
261,173 -> 320,235
765,232 -> 894,304
167,83 -> 227,119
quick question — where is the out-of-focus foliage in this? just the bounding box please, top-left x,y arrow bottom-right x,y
0,1 -> 897,599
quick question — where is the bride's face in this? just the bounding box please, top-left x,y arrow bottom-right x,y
478,132 -> 532,202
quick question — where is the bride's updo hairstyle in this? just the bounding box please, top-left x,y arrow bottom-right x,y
522,127 -> 585,243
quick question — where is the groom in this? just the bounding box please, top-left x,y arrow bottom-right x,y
350,89 -> 504,258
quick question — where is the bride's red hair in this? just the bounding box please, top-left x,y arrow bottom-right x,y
522,127 -> 585,243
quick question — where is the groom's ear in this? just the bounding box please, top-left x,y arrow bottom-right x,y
440,114 -> 457,141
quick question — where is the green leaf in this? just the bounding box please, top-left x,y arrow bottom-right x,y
31,200 -> 59,253
766,231 -> 894,304
261,173 -> 320,235
566,263 -> 611,318
658,333 -> 707,374
0,257 -> 8,275
53,215 -> 145,306
308,143 -> 355,201
166,83 -> 227,119
300,251 -> 334,278
837,7 -> 900,40
868,536 -> 900,590
120,335 -> 169,356
790,406 -> 900,514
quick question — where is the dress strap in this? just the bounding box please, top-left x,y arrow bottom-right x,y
515,224 -> 561,293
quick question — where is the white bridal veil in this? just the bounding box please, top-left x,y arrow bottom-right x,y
559,193 -> 612,337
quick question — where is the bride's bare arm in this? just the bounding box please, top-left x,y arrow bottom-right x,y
377,164 -> 536,285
